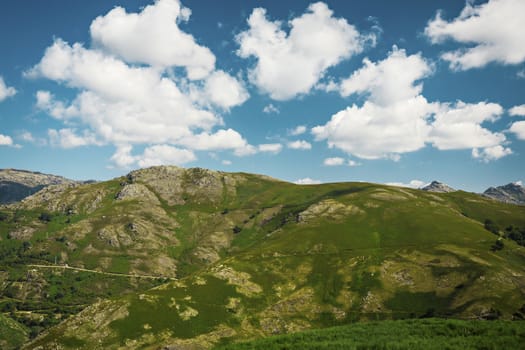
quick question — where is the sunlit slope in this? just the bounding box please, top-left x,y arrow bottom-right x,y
17,166 -> 525,349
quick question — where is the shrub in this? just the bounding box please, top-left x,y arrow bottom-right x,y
484,219 -> 499,235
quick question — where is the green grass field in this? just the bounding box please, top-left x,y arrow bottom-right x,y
215,319 -> 525,350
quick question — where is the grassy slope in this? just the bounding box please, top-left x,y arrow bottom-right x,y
214,318 -> 525,350
0,313 -> 28,350
0,167 -> 524,349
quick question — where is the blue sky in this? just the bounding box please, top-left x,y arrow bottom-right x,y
0,0 -> 524,192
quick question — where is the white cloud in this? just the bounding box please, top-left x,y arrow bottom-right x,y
29,0 -> 253,165
509,104 -> 525,117
323,157 -> 344,166
472,145 -> 512,162
347,160 -> 361,167
313,96 -> 435,159
258,143 -> 282,154
313,47 -> 511,161
0,134 -> 13,146
294,177 -> 322,185
0,76 -> 16,102
289,125 -> 307,136
137,144 -> 196,167
19,131 -> 47,146
110,144 -> 196,168
340,46 -> 433,105
386,180 -> 426,189
190,70 -> 249,110
518,70 -> 525,79
509,121 -> 525,140
20,132 -> 35,143
428,101 -> 505,150
236,2 -> 370,100
425,0 -> 525,70
287,140 -> 311,150
90,0 -> 214,79
222,159 -> 232,165
110,144 -> 136,168
178,129 -> 252,153
48,128 -> 101,148
263,103 -> 279,114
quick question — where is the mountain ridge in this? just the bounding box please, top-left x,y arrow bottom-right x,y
0,168 -> 77,205
0,166 -> 523,349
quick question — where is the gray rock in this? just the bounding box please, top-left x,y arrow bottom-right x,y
421,181 -> 456,193
0,169 -> 76,204
483,183 -> 525,205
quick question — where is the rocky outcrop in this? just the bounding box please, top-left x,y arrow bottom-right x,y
126,166 -> 242,206
483,183 -> 525,205
0,169 -> 76,204
421,181 -> 456,193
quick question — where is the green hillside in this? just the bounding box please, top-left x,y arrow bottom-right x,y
215,319 -> 525,350
0,166 -> 524,349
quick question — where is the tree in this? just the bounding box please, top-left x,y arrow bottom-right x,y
484,219 -> 499,235
491,239 -> 504,251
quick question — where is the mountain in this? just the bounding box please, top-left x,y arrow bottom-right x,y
0,169 -> 76,204
0,166 -> 524,349
483,182 -> 525,205
421,181 -> 456,193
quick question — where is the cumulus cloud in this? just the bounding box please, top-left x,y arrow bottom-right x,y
509,104 -> 525,117
48,128 -> 102,148
294,177 -> 322,185
258,143 -> 282,154
472,145 -> 512,162
510,121 -> 525,140
90,0 -> 214,79
429,101 -> 505,150
236,2 -> 371,100
313,48 -> 436,159
109,144 -> 196,168
323,157 -> 344,166
190,70 -> 249,110
110,144 -> 136,168
313,47 -> 511,161
287,140 -> 311,150
28,0 -> 253,166
289,125 -> 307,136
137,144 -> 196,167
0,76 -> 16,102
386,180 -> 426,189
347,160 -> 361,167
425,0 -> 525,70
222,160 -> 232,165
0,134 -> 14,146
263,103 -> 279,114
340,46 -> 433,105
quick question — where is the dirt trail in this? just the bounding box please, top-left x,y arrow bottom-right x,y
27,264 -> 177,280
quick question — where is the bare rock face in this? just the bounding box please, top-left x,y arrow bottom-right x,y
483,183 -> 525,205
0,169 -> 76,204
421,181 -> 456,193
126,166 -> 240,206
115,183 -> 160,205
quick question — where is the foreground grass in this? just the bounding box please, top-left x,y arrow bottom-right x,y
215,319 -> 525,350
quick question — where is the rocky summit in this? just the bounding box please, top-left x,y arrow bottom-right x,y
420,180 -> 456,193
483,182 -> 525,205
0,169 -> 76,204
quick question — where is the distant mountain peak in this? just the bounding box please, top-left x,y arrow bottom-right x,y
0,169 -> 76,204
483,182 -> 525,205
421,180 -> 456,193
